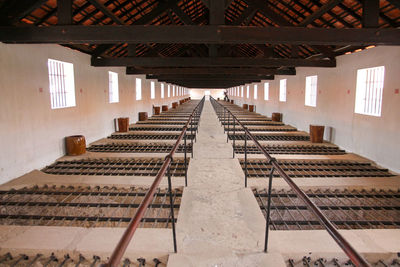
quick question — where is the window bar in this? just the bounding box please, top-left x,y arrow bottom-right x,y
56,61 -> 62,108
54,61 -> 60,108
60,61 -> 66,108
49,61 -> 55,108
264,165 -> 275,252
167,162 -> 177,253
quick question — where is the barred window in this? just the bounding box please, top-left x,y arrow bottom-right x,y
108,71 -> 119,103
47,59 -> 76,109
355,66 -> 385,117
161,83 -> 165,99
150,81 -> 155,99
280,79 -> 287,102
305,75 -> 317,107
264,82 -> 269,101
136,78 -> 142,100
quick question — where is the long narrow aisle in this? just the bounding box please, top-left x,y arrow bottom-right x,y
168,100 -> 286,266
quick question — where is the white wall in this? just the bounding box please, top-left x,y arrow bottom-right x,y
229,46 -> 400,173
189,89 -> 225,100
0,43 -> 189,184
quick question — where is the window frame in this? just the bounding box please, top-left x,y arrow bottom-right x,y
48,58 -> 76,109
354,66 -> 385,117
264,82 -> 269,101
305,75 -> 318,107
279,79 -> 287,102
135,78 -> 142,100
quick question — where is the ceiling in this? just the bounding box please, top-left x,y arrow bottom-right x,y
0,0 -> 399,88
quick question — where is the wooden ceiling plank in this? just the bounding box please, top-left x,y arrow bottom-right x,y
57,0 -> 73,25
387,0 -> 400,9
298,0 -> 344,27
87,0 -> 124,25
362,0 -> 380,28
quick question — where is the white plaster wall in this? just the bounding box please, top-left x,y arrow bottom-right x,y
189,88 -> 225,99
0,43 -> 189,184
230,46 -> 400,173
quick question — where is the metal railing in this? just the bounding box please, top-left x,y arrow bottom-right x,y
210,97 -> 371,267
102,97 -> 205,267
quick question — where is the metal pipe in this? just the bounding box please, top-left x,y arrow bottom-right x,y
210,97 -> 371,267
103,97 -> 205,267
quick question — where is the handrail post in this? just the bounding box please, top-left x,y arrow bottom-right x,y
264,165 -> 275,252
197,109 -> 199,133
244,131 -> 248,188
167,162 -> 177,253
191,117 -> 194,158
223,107 -> 226,129
184,132 -> 188,187
227,111 -> 230,143
233,117 -> 236,158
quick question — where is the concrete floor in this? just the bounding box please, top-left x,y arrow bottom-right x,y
169,101 -> 287,266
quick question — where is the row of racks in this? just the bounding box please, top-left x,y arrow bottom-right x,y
0,98 -> 205,267
101,97 -> 205,267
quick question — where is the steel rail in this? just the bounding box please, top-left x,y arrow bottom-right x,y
210,97 -> 371,267
102,97 -> 205,267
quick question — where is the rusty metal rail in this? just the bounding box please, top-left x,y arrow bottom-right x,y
210,97 -> 371,267
102,97 -> 205,267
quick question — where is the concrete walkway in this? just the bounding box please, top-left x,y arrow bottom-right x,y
168,100 -> 286,267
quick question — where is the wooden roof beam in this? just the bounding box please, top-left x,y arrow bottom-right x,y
127,67 -> 296,75
2,25 -> 398,45
147,74 -> 274,80
92,57 -> 336,68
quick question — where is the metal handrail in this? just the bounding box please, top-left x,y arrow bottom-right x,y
103,97 -> 205,267
210,97 -> 371,267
